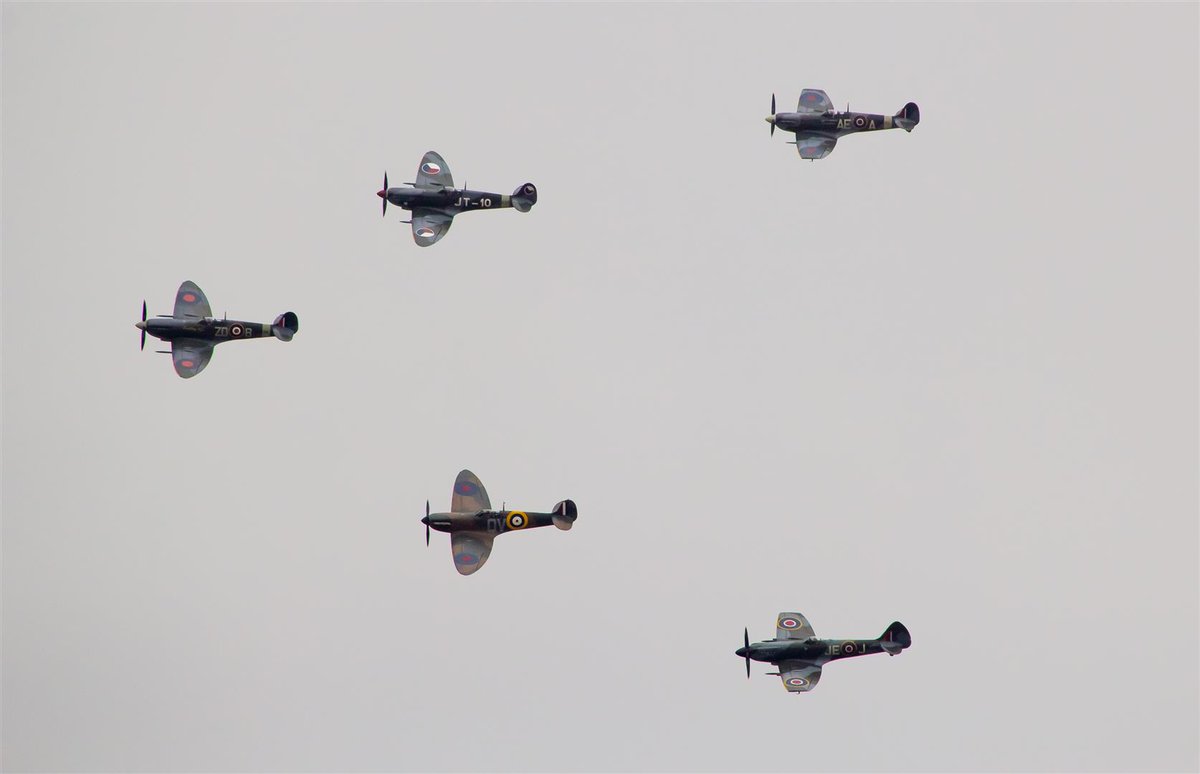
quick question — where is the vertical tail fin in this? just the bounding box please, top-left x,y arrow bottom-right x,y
511,183 -> 537,212
550,499 -> 577,530
271,312 -> 299,342
893,102 -> 919,132
878,621 -> 912,654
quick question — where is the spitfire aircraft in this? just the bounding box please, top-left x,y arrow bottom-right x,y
377,151 -> 537,247
736,612 -> 911,692
422,470 -> 577,575
766,89 -> 920,160
135,281 -> 299,379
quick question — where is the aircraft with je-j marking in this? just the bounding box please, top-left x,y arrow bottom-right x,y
422,470 -> 577,575
377,151 -> 537,246
766,89 -> 920,160
135,281 -> 298,379
736,612 -> 912,692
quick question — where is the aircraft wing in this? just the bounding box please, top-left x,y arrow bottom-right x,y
451,531 -> 494,575
777,661 -> 823,693
776,612 -> 816,640
451,469 -> 491,513
415,151 -> 454,190
796,89 -> 834,114
794,135 -> 837,160
171,339 -> 214,379
174,280 -> 212,319
411,209 -> 454,247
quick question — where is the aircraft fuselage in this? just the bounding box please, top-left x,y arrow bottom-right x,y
423,509 -> 559,536
770,111 -> 896,138
382,187 -> 514,216
738,637 -> 889,664
137,317 -> 272,345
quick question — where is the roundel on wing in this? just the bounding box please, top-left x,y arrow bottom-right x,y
802,92 -> 819,103
454,552 -> 478,565
181,292 -> 197,303
180,359 -> 195,369
505,511 -> 528,530
420,162 -> 441,175
416,227 -> 436,239
456,481 -> 478,496
786,677 -> 808,687
778,617 -> 801,629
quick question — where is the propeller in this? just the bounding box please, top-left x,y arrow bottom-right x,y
770,94 -> 776,137
425,499 -> 430,546
140,300 -> 147,351
744,628 -> 751,678
380,172 -> 388,217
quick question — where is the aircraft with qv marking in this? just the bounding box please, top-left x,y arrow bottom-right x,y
766,89 -> 920,160
736,612 -> 911,692
377,151 -> 537,247
422,470 -> 577,575
135,281 -> 299,379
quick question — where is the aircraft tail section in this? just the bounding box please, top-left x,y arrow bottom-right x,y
511,183 -> 537,213
550,499 -> 577,530
877,621 -> 912,655
893,102 -> 920,132
271,311 -> 299,342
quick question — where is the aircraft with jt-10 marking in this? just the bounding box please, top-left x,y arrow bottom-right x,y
422,470 -> 577,575
377,151 -> 537,247
135,281 -> 299,379
766,89 -> 920,160
736,612 -> 912,692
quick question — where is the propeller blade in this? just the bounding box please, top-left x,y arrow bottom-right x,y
426,523 -> 430,546
744,628 -> 751,678
140,301 -> 147,350
381,172 -> 388,217
142,301 -> 147,322
425,500 -> 430,546
770,94 -> 776,137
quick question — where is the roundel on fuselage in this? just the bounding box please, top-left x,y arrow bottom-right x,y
505,511 -> 528,530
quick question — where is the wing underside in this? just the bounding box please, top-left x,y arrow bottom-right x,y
451,469 -> 491,513
411,209 -> 454,247
451,531 -> 494,575
776,612 -> 816,640
778,661 -> 823,693
415,151 -> 454,190
171,339 -> 214,379
797,89 -> 834,114
174,280 -> 212,319
793,135 -> 837,160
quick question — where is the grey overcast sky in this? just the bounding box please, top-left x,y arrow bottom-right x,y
3,2 -> 1197,772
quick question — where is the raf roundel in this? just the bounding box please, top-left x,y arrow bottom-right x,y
779,617 -> 801,629
181,292 -> 197,303
416,227 -> 436,239
420,162 -> 441,175
786,677 -> 808,687
842,641 -> 856,654
505,511 -> 528,530
854,115 -> 867,128
180,359 -> 195,369
454,552 -> 478,566
457,481 -> 478,496
230,325 -> 243,337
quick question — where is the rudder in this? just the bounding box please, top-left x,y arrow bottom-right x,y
512,183 -> 537,213
878,621 -> 912,654
272,312 -> 299,342
551,499 -> 577,530
893,102 -> 920,132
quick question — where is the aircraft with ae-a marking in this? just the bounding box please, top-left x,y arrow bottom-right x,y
422,470 -> 577,575
736,612 -> 911,692
377,151 -> 537,247
766,89 -> 920,160
135,281 -> 299,379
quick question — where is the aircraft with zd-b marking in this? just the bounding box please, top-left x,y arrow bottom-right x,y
135,281 -> 299,379
377,151 -> 537,247
736,612 -> 912,692
422,469 -> 577,575
766,89 -> 920,160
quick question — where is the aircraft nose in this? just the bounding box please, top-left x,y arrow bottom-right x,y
135,320 -> 146,330
377,189 -> 386,199
420,515 -> 430,525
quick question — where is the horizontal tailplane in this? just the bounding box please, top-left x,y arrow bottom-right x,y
878,621 -> 912,654
271,311 -> 299,342
551,499 -> 577,530
894,102 -> 919,132
512,183 -> 537,213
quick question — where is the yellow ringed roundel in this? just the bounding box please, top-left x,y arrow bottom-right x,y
505,511 -> 529,530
